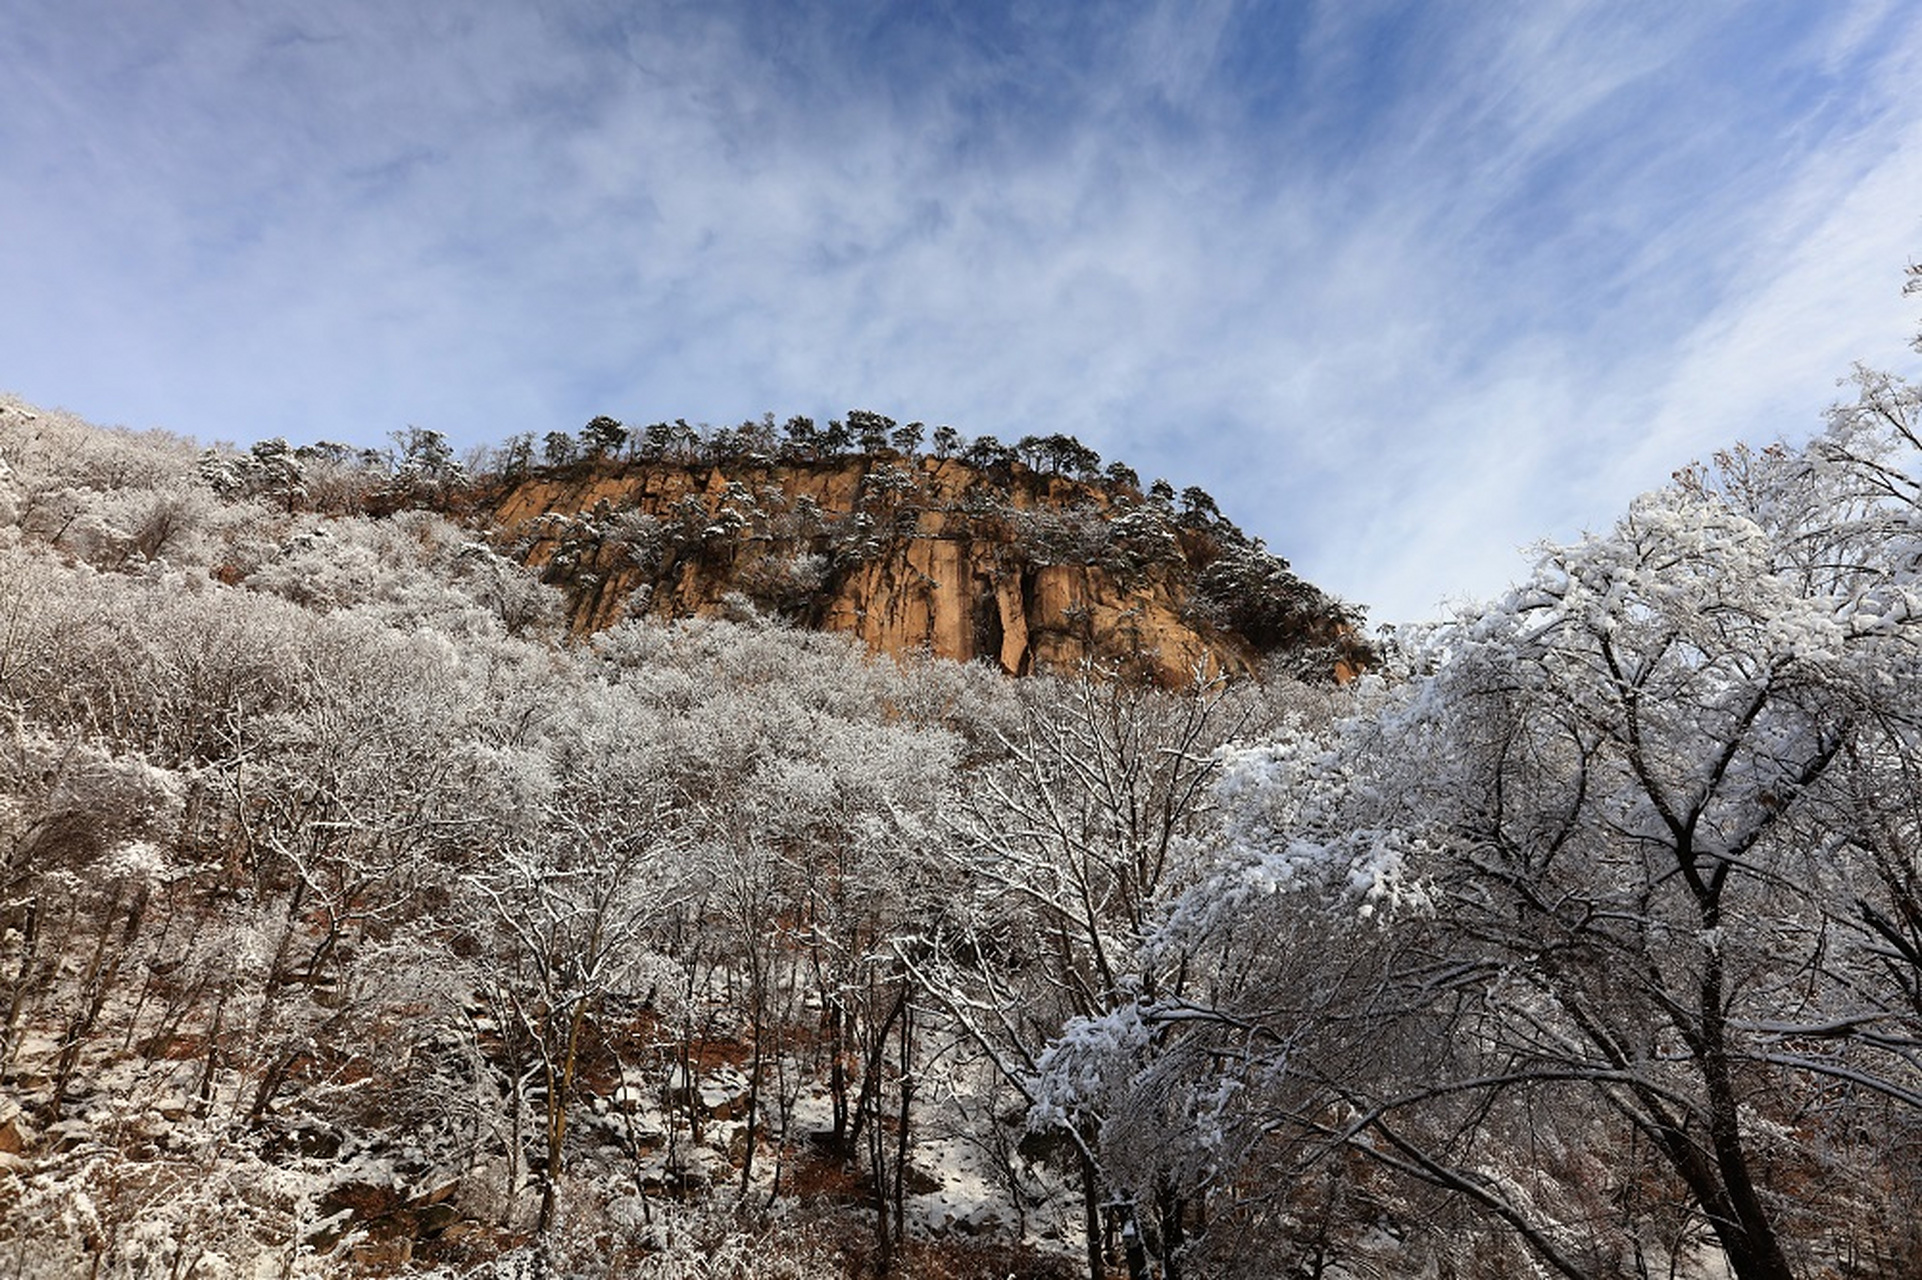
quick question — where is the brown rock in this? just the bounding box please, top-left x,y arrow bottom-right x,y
485,454 -> 1355,684
0,1105 -> 29,1157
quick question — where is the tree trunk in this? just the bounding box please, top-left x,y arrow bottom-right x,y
1080,1148 -> 1105,1280
892,999 -> 914,1245
1695,952 -> 1796,1280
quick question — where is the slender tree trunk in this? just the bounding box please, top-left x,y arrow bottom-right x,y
1121,1200 -> 1149,1280
1080,1147 -> 1104,1280
535,993 -> 591,1240
0,899 -> 40,1077
196,986 -> 228,1109
1158,1178 -> 1185,1280
50,887 -> 132,1119
740,933 -> 767,1194
865,1091 -> 892,1276
826,994 -> 849,1152
1696,952 -> 1796,1280
892,998 -> 914,1245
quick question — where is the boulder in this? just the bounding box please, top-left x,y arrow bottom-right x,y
0,1100 -> 33,1155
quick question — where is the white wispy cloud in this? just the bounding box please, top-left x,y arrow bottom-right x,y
3,0 -> 1918,624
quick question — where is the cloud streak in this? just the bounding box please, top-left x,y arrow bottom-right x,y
4,0 -> 1920,623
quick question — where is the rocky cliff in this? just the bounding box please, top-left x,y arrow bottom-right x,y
484,452 -> 1361,684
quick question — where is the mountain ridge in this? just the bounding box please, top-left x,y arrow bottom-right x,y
478,447 -> 1366,684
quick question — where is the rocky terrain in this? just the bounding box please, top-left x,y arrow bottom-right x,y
482,447 -> 1364,686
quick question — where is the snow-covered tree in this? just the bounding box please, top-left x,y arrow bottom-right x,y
1056,329 -> 1922,1278
915,668 -> 1277,1280
461,730 -> 684,1249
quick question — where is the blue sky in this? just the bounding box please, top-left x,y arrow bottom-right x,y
6,1 -> 1921,624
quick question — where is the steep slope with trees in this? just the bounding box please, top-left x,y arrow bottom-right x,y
2,272 -> 1919,1280
0,399 -> 1348,1278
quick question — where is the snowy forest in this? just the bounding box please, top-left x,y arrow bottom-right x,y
2,281 -> 1920,1280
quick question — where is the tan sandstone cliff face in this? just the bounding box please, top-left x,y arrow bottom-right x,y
486,455 -> 1270,685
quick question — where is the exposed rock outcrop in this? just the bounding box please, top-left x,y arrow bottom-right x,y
485,453 -> 1360,684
